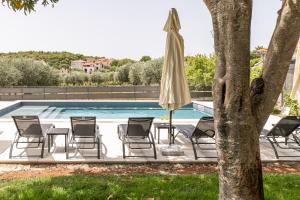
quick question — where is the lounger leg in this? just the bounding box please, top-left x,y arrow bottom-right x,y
97,137 -> 100,159
150,132 -> 157,159
148,136 -> 152,148
15,136 -> 21,149
266,137 -> 279,159
9,141 -> 15,159
65,134 -> 69,159
9,134 -> 18,159
41,138 -> 45,158
122,141 -> 126,159
100,135 -> 103,158
48,134 -> 51,153
158,128 -> 160,144
191,138 -> 198,160
293,134 -> 300,145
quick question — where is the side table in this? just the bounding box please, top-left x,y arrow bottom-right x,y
153,123 -> 176,144
47,128 -> 70,159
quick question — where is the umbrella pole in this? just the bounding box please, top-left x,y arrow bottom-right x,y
169,110 -> 172,145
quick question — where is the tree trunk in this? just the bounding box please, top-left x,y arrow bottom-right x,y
206,1 -> 264,199
203,0 -> 300,199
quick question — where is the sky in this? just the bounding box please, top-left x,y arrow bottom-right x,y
0,0 -> 281,60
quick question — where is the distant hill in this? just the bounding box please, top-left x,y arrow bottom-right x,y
0,51 -> 86,69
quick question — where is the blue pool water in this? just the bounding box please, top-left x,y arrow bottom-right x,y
0,102 -> 212,119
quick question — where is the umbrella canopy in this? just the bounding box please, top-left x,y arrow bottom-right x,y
159,8 -> 191,111
291,40 -> 300,104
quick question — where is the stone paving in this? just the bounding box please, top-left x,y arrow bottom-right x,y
0,102 -> 299,163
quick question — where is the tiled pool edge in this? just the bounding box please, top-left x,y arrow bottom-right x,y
0,100 -> 214,121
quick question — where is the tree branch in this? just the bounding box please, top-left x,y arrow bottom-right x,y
203,0 -> 219,12
252,0 -> 300,130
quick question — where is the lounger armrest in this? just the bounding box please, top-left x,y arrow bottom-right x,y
117,124 -> 127,140
96,125 -> 101,137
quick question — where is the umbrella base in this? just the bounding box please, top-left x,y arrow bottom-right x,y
160,145 -> 184,156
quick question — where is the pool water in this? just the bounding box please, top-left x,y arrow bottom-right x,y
0,102 -> 212,119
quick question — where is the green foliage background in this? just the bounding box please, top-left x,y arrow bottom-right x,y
0,51 -> 85,69
0,51 -> 265,88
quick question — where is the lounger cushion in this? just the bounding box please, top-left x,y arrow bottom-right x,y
19,123 -> 53,137
73,124 -> 97,137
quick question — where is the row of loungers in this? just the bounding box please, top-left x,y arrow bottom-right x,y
8,115 -> 300,160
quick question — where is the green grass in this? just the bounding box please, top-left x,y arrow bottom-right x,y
0,174 -> 299,200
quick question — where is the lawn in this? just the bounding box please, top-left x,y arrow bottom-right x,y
0,174 -> 299,200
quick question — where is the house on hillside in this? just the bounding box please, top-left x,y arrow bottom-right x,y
255,48 -> 268,61
70,60 -> 85,70
70,57 -> 112,74
252,44 -> 299,92
83,62 -> 96,74
253,48 -> 268,68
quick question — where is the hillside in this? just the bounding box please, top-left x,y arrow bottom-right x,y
0,51 -> 86,69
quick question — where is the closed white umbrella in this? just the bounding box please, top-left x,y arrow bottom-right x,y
291,40 -> 300,106
159,8 -> 191,145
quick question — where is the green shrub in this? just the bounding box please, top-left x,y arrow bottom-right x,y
116,65 -> 131,83
250,66 -> 263,81
65,72 -> 89,85
0,60 -> 22,86
284,94 -> 299,116
185,54 -> 215,87
141,58 -> 163,85
129,63 -> 143,85
140,55 -> 152,62
250,57 -> 262,68
91,72 -> 105,84
0,58 -> 61,86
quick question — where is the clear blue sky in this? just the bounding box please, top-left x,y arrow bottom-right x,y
0,0 -> 281,60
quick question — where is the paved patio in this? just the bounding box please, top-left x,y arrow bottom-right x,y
0,101 -> 299,163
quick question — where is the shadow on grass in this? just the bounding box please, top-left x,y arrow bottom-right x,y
0,174 -> 299,200
0,174 -> 218,200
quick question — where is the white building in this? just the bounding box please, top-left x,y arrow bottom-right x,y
70,58 -> 112,74
83,62 -> 96,74
70,60 -> 85,70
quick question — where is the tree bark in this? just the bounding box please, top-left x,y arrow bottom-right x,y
252,0 -> 300,130
203,0 -> 300,199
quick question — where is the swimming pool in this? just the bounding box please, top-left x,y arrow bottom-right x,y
0,101 -> 213,119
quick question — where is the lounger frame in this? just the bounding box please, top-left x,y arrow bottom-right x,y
10,115 -> 54,158
118,117 -> 156,159
70,116 -> 101,159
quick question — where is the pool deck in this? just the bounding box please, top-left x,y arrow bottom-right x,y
0,100 -> 299,164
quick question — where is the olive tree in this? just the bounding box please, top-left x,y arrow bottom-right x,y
203,0 -> 300,199
129,63 -> 143,85
13,58 -> 60,86
141,58 -> 163,85
64,71 -> 89,85
0,60 -> 22,86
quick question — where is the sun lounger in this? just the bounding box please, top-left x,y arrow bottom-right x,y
118,117 -> 156,159
10,115 -> 54,158
264,116 -> 300,158
175,117 -> 215,160
70,116 -> 101,159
